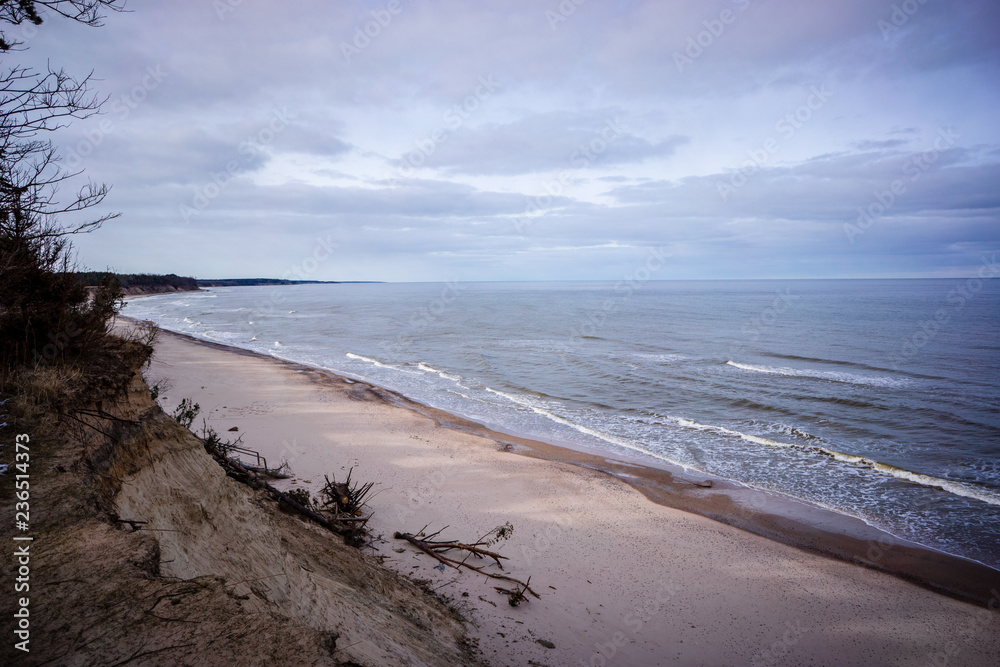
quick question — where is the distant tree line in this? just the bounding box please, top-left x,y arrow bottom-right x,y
73,272 -> 199,290
197,278 -> 336,287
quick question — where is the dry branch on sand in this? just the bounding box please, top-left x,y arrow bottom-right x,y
394,524 -> 538,605
318,467 -> 374,518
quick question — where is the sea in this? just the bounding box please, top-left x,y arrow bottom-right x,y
123,279 -> 1000,569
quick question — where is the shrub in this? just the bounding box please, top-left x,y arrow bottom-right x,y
171,398 -> 200,429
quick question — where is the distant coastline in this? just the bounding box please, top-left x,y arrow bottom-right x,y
79,272 -> 381,298
197,279 -> 382,286
196,278 -> 340,287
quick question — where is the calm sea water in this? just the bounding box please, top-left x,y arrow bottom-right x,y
124,280 -> 1000,568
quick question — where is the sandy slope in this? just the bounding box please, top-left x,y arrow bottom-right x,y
146,329 -> 1000,667
0,349 -> 482,666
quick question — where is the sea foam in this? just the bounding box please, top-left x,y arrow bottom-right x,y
674,418 -> 1000,507
726,361 -> 910,388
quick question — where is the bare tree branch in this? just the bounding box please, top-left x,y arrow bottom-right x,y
1,1 -> 128,51
0,0 -> 127,363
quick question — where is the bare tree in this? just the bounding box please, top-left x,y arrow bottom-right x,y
1,1 -> 125,50
0,0 -> 127,367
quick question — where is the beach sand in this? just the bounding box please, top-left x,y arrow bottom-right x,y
144,327 -> 1000,666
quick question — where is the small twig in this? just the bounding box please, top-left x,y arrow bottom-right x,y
495,576 -> 532,606
71,408 -> 139,425
111,643 -> 197,666
333,516 -> 371,524
136,528 -> 184,532
457,526 -> 500,568
59,410 -> 118,440
395,532 -> 457,568
431,576 -> 463,592
114,519 -> 147,531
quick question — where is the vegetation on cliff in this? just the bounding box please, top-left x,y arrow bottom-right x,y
1,0 -> 129,372
0,6 -> 484,664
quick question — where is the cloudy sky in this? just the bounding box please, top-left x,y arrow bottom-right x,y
12,0 -> 1000,281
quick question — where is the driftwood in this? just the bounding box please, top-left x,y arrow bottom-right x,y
318,468 -> 374,517
393,527 -> 539,602
211,451 -> 368,543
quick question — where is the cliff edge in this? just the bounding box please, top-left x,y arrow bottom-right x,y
0,352 -> 482,666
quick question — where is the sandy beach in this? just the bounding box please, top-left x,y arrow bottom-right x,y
144,327 -> 1000,666
5,1 -> 998,663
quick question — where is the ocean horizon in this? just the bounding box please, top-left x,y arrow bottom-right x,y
124,278 -> 1000,570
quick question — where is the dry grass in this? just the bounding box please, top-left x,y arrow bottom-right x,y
1,320 -> 156,434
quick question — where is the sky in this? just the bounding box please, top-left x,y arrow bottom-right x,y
9,0 -> 1000,281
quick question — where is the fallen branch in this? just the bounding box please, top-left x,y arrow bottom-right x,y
393,529 -> 538,601
495,578 -> 532,607
319,468 -> 374,517
211,452 -> 367,542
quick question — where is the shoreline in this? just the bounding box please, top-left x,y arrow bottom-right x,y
136,320 -> 1000,665
129,319 -> 1000,608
